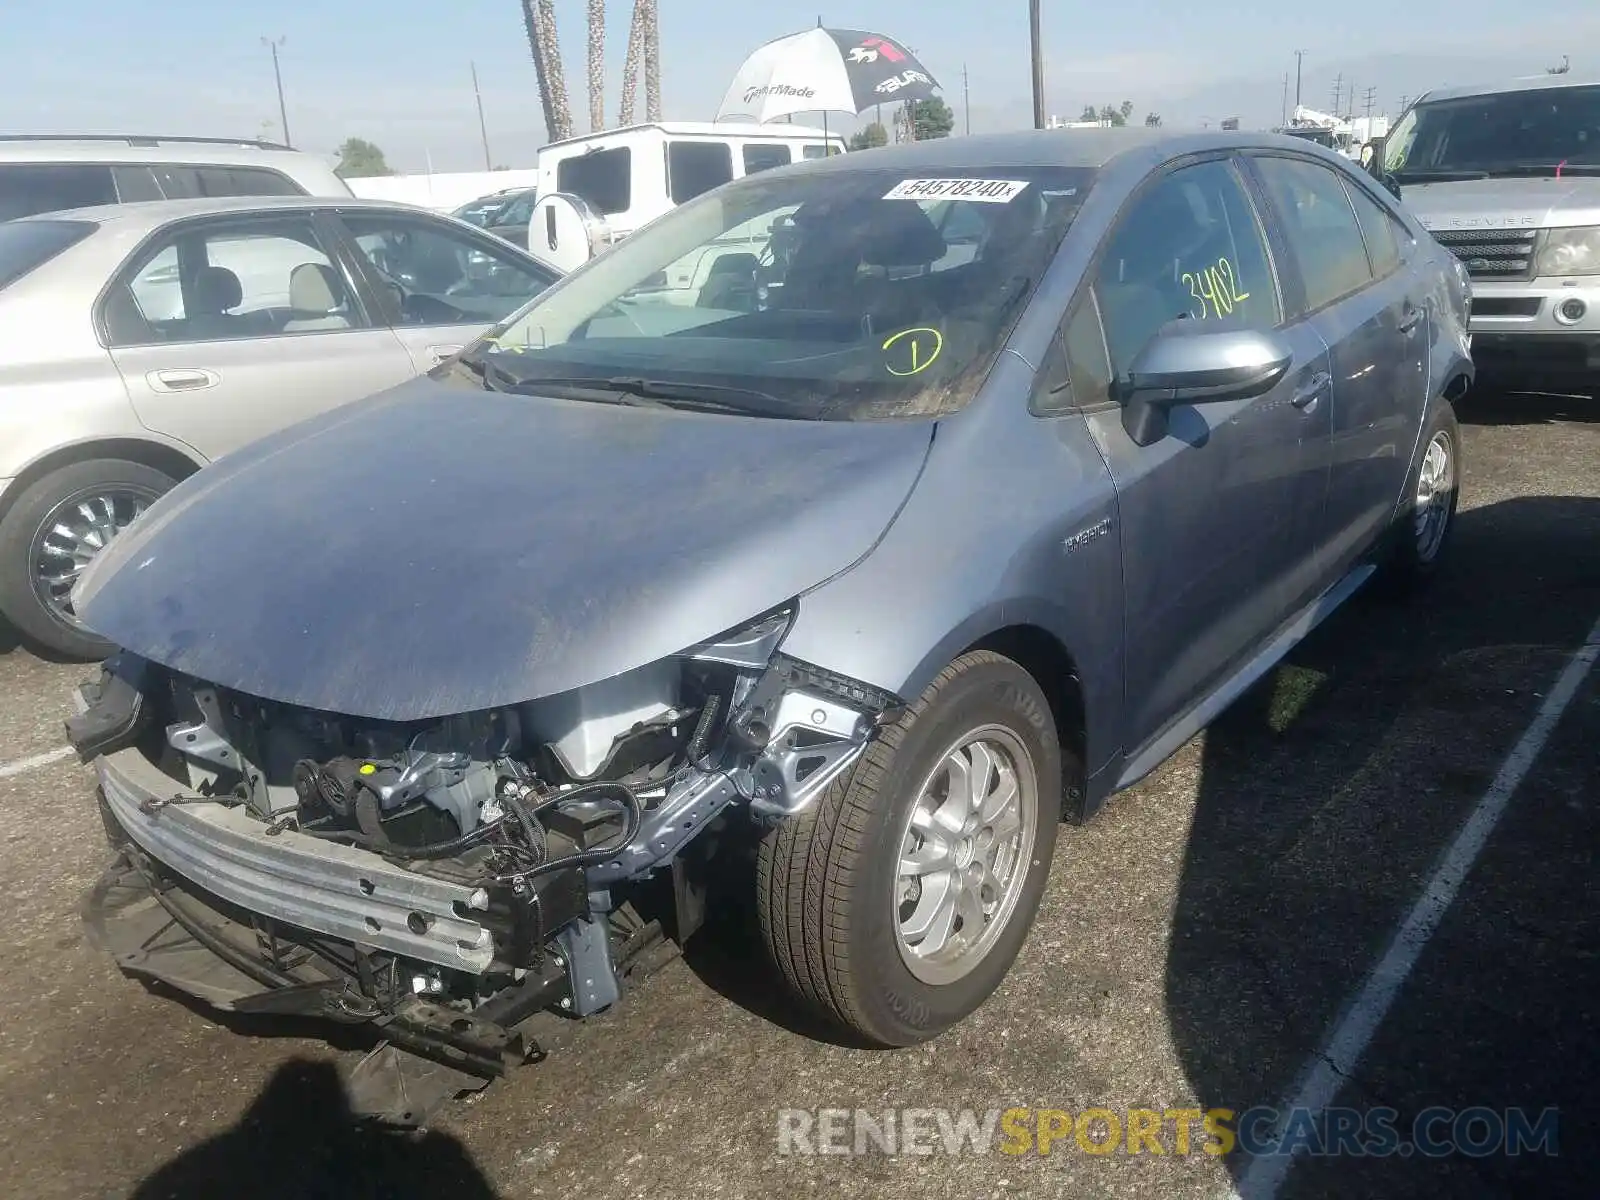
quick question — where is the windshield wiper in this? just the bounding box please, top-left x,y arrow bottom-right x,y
1393,168 -> 1491,182
497,374 -> 804,417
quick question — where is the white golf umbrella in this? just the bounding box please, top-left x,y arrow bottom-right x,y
716,27 -> 942,126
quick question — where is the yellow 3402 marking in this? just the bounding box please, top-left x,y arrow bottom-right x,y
1182,257 -> 1252,320
882,326 -> 944,376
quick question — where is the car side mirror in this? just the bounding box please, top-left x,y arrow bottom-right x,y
1364,136 -> 1402,199
1119,323 -> 1294,446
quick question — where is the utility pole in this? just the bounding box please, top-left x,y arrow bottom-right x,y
1398,94 -> 1411,115
471,62 -> 493,169
261,36 -> 290,148
1363,85 -> 1376,119
1281,73 -> 1289,126
1331,73 -> 1344,115
963,63 -> 971,136
1294,49 -> 1306,108
1029,0 -> 1045,130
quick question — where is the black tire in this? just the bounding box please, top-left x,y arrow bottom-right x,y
1375,394 -> 1461,595
756,650 -> 1064,1047
0,459 -> 176,661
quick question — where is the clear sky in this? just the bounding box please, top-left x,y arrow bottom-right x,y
3,0 -> 1595,171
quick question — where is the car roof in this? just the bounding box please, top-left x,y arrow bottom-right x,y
0,136 -> 334,169
13,194 -> 446,230
780,127 -> 1347,176
1416,73 -> 1600,105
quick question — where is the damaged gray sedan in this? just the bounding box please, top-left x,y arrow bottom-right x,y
67,129 -> 1470,1122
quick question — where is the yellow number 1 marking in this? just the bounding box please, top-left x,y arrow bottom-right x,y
882,326 -> 944,376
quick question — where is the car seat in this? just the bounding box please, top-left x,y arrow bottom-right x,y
282,262 -> 353,332
696,252 -> 761,312
101,283 -> 156,346
184,266 -> 243,340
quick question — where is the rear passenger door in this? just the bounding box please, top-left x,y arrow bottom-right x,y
333,210 -> 560,372
1247,154 -> 1428,576
102,212 -> 416,459
1080,156 -> 1334,749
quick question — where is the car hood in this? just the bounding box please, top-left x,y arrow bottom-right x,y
1403,176 -> 1600,229
75,377 -> 935,720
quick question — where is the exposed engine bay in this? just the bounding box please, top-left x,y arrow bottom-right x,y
70,608 -> 898,1124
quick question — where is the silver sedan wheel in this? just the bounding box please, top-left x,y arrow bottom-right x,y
895,725 -> 1040,986
30,486 -> 159,626
1414,429 -> 1455,563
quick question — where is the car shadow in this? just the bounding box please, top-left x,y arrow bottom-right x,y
1168,493 -> 1600,1196
0,613 -> 19,656
127,1058 -> 500,1200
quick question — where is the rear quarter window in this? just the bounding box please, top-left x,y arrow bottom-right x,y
0,219 -> 94,289
556,148 -> 631,215
152,165 -> 306,198
0,163 -> 118,220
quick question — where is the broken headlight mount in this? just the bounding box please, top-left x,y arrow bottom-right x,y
587,608 -> 902,885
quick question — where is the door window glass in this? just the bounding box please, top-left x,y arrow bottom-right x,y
111,217 -> 357,345
343,214 -> 558,327
556,148 -> 630,214
1343,180 -> 1405,279
1093,158 -> 1280,377
0,163 -> 117,220
1254,156 -> 1375,311
668,141 -> 734,204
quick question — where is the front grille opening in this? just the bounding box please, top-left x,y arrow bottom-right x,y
1432,228 -> 1538,281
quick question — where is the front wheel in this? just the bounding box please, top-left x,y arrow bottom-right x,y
0,459 -> 175,660
756,650 -> 1063,1046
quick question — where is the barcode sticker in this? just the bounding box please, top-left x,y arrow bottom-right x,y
882,178 -> 1031,203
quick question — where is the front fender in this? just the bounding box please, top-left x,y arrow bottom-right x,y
781,364 -> 1123,778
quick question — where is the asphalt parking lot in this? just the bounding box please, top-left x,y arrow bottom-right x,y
0,386 -> 1595,1200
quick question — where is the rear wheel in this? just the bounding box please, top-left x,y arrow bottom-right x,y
0,459 -> 175,660
1377,395 -> 1461,594
756,650 -> 1063,1046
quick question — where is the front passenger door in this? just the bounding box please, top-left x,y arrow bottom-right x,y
336,212 -> 561,372
1079,156 -> 1333,753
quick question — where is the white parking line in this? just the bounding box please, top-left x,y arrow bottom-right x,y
1234,612 -> 1600,1200
0,745 -> 74,780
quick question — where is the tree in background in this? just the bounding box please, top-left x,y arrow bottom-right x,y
1077,101 -> 1138,127
849,122 -> 889,151
1144,112 -> 1163,127
910,95 -> 955,140
335,138 -> 391,178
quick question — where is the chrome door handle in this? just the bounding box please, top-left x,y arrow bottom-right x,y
427,344 -> 464,365
1290,371 -> 1332,411
1398,305 -> 1424,335
147,368 -> 220,392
